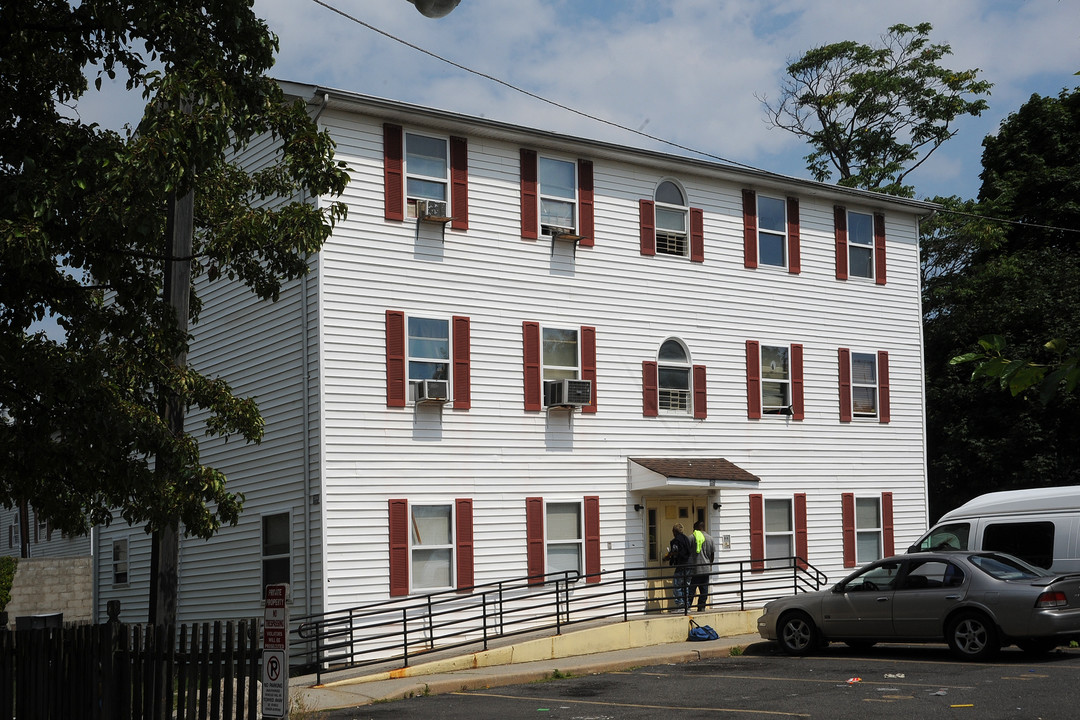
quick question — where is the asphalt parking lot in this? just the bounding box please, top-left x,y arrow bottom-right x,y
323,641 -> 1080,719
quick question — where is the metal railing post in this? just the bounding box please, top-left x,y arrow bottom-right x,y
622,570 -> 629,622
739,562 -> 746,611
402,607 -> 409,668
482,592 -> 489,650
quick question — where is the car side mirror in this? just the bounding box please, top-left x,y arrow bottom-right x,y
832,583 -> 845,593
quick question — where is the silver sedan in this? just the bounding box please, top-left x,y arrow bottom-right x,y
757,551 -> 1080,661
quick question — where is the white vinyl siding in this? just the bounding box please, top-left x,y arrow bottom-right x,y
86,97 -> 928,621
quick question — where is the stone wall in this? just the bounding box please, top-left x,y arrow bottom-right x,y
3,556 -> 93,628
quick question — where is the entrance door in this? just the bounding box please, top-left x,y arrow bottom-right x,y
644,497 -> 706,611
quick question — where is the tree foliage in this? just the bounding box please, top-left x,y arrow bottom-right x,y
923,88 -> 1080,518
762,22 -> 991,196
0,1 -> 349,539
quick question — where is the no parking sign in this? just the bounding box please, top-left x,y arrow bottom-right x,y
262,584 -> 290,718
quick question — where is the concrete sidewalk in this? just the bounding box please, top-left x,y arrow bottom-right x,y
289,608 -> 764,713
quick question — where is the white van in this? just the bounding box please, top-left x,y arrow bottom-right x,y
910,486 -> 1080,574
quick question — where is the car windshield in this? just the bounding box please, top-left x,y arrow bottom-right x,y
969,553 -> 1050,581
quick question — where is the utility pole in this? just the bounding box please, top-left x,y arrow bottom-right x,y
149,186 -> 193,627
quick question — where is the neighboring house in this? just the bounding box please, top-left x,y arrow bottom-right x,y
0,505 -> 91,560
88,83 -> 933,626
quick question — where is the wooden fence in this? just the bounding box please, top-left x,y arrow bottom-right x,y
0,619 -> 262,720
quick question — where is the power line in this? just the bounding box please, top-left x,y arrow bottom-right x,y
308,0 -> 1080,237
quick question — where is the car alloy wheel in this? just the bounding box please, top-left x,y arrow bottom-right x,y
947,611 -> 999,661
778,611 -> 817,656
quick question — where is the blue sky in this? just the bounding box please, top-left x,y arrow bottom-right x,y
79,0 -> 1079,201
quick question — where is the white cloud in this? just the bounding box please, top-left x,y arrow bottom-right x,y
75,0 -> 1080,200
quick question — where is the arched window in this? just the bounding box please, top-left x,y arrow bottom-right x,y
654,181 -> 688,257
658,339 -> 691,412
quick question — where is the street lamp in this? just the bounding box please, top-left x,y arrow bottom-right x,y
407,0 -> 462,18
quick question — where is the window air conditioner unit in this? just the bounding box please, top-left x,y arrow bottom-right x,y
544,225 -> 578,239
415,379 -> 449,403
543,379 -> 592,408
415,199 -> 449,221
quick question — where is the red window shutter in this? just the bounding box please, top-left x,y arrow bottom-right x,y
385,310 -> 406,408
882,492 -> 895,557
841,493 -> 856,568
455,498 -> 474,592
578,159 -> 594,247
874,213 -> 887,285
450,136 -> 469,231
693,364 -> 707,419
389,499 -> 409,596
750,493 -> 764,572
584,495 -> 601,583
581,325 -> 597,414
834,206 -> 848,280
522,322 -> 541,411
787,196 -> 801,274
639,199 -> 656,256
742,189 -> 758,268
791,343 -> 804,421
383,124 -> 404,222
794,493 -> 809,570
878,350 -> 891,424
526,496 -> 544,585
690,207 -> 704,263
520,149 -> 538,239
746,340 -> 762,419
838,348 -> 852,422
452,315 -> 471,410
642,361 -> 658,417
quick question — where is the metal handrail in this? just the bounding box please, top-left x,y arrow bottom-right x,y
291,556 -> 825,683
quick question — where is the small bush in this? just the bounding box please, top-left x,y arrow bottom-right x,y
0,556 -> 17,612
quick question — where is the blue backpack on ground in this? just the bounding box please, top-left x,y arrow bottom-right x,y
688,619 -> 719,641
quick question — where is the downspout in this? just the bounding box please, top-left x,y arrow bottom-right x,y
300,91 -> 330,618
916,207 -> 937,530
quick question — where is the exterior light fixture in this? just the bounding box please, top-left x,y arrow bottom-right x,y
407,0 -> 462,17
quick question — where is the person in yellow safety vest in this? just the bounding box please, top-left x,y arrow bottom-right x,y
688,520 -> 716,612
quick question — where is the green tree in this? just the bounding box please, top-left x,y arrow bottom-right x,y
923,88 -> 1080,518
762,22 -> 991,196
0,2 -> 349,539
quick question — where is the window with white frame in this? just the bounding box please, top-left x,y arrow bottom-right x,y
407,316 -> 450,401
851,352 -> 879,418
405,132 -> 448,219
539,157 -> 577,235
847,210 -> 875,278
261,513 -> 290,589
764,499 -> 793,569
761,345 -> 791,415
112,538 -> 129,585
411,504 -> 454,590
856,497 -> 883,564
542,327 -> 579,380
546,502 -> 583,575
654,181 -> 688,257
758,195 -> 787,267
658,339 -> 691,413
9,509 -> 19,549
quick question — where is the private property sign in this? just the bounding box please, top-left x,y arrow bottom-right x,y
262,584 -> 290,719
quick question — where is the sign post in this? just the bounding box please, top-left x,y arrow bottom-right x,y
262,584 -> 290,718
